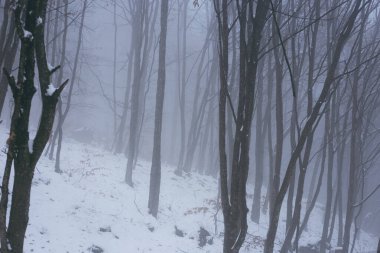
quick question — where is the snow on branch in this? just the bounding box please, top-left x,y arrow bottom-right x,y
48,65 -> 61,76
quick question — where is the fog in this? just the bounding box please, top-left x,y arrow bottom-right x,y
0,0 -> 380,252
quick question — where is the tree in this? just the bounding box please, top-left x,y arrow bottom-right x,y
250,54 -> 265,224
175,0 -> 190,176
342,3 -> 379,251
271,0 -> 285,222
49,0 -> 69,173
125,0 -> 158,186
264,1 -> 363,252
125,0 -> 147,185
182,20 -> 215,174
52,0 -> 87,172
0,0 -> 68,251
215,0 -> 269,252
148,0 -> 169,218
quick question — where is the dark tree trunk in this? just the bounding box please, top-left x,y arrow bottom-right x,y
1,0 -> 68,252
7,162 -> 34,252
215,0 -> 269,252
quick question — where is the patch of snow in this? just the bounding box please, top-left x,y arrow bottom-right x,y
23,29 -> 33,40
36,17 -> 43,26
45,84 -> 57,96
47,63 -> 54,71
28,139 -> 34,154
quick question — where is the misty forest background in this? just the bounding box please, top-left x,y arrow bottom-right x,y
0,0 -> 380,252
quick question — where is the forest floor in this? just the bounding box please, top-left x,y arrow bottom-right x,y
0,126 -> 377,253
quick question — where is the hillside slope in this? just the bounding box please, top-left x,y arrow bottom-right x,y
0,127 -> 376,252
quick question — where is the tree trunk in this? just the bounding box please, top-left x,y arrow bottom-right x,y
7,162 -> 34,253
125,0 -> 145,186
0,28 -> 18,118
148,0 -> 169,218
342,6 -> 367,251
0,0 -> 11,57
0,1 -> 17,117
251,56 -> 265,224
320,101 -> 334,253
112,0 -> 118,139
114,36 -> 134,153
175,0 -> 189,176
294,136 -> 327,246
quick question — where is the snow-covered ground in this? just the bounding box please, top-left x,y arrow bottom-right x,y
0,126 -> 377,252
